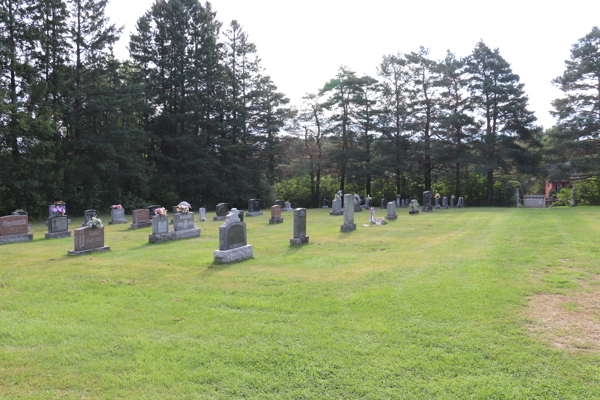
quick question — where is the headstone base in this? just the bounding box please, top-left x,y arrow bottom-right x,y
246,212 -> 264,217
0,233 -> 33,245
422,206 -> 433,212
268,217 -> 284,224
329,210 -> 343,216
443,206 -> 449,209
67,246 -> 110,256
386,215 -> 397,220
109,219 -> 128,225
44,231 -> 72,240
340,223 -> 356,232
435,205 -> 441,210
131,221 -> 152,229
45,219 -> 71,226
213,244 -> 253,264
290,236 -> 309,246
213,216 -> 227,221
322,206 -> 329,208
409,210 -> 420,215
148,228 -> 201,244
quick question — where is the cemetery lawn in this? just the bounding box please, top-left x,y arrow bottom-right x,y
1,207 -> 600,400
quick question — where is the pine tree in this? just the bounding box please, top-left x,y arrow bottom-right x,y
548,26 -> 600,176
467,41 -> 539,205
352,74 -> 379,196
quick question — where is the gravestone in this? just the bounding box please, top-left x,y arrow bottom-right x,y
247,199 -> 263,217
275,200 -> 285,208
450,196 -> 456,208
330,198 -> 343,216
199,208 -> 206,222
380,199 -> 387,209
68,226 -> 109,255
290,208 -> 309,246
148,212 -> 200,244
147,205 -> 162,217
443,197 -> 448,209
131,209 -> 152,229
81,209 -> 97,227
213,212 -> 253,263
340,194 -> 356,232
109,208 -> 127,225
571,185 -> 576,206
386,201 -> 397,220
458,197 -> 464,208
366,198 -> 372,208
283,201 -> 293,211
354,196 -> 361,212
45,204 -> 71,226
396,196 -> 401,206
45,215 -> 72,239
214,203 -> 228,221
409,200 -> 420,215
323,199 -> 329,208
269,205 -> 284,224
435,197 -> 441,210
0,215 -> 33,244
516,188 -> 520,208
238,210 -> 245,222
422,191 -> 433,212
12,210 -> 27,216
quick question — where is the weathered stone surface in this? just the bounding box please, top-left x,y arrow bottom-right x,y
451,197 -> 456,208
292,208 -> 307,238
386,201 -> 397,220
443,197 -> 448,209
354,197 -> 361,212
422,191 -> 433,212
290,236 -> 309,246
247,199 -> 263,216
571,186 -> 576,206
0,215 -> 28,236
152,215 -> 170,235
516,188 -> 520,208
330,198 -> 343,215
458,197 -> 465,208
148,228 -> 200,243
44,231 -> 72,240
133,209 -> 150,223
0,233 -> 33,244
380,199 -> 387,209
283,201 -> 292,211
199,208 -> 206,221
219,221 -> 246,251
48,216 -> 68,233
109,208 -> 127,225
173,212 -> 195,231
73,226 -> 105,251
82,209 -> 97,226
341,194 -> 356,232
435,197 -> 441,210
238,210 -> 245,222
269,205 -> 284,224
216,203 -> 229,217
213,244 -> 253,264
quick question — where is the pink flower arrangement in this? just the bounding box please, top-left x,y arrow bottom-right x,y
155,207 -> 167,216
51,205 -> 66,215
176,201 -> 191,214
111,204 -> 122,209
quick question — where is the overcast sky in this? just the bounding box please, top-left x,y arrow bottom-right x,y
106,0 -> 600,129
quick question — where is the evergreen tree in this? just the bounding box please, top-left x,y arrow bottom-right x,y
352,74 -> 379,196
467,41 -> 539,205
548,26 -> 600,176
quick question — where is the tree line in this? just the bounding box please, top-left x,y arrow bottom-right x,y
0,0 -> 598,216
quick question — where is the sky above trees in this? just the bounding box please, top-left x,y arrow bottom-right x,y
106,0 -> 600,129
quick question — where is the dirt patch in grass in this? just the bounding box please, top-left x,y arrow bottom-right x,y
527,274 -> 600,351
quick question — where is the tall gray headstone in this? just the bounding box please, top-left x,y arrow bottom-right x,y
442,196 -> 448,209
571,185 -> 576,206
290,208 -> 309,246
435,197 -> 441,210
109,208 -> 127,225
330,198 -> 343,216
516,188 -> 520,208
422,191 -> 433,212
380,199 -> 387,209
199,207 -> 206,222
386,201 -> 397,220
341,194 -> 356,232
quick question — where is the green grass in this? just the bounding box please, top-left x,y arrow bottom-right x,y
1,207 -> 599,399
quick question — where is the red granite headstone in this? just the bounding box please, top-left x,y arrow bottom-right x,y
0,215 -> 28,236
74,226 -> 105,251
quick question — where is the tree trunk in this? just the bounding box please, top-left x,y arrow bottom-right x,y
487,169 -> 494,205
455,163 -> 460,198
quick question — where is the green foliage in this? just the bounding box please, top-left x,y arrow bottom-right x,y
275,175 -> 338,207
577,178 -> 600,205
556,188 -> 573,206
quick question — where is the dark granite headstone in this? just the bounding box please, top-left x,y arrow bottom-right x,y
443,196 -> 448,209
147,205 -> 162,217
290,208 -> 309,246
323,199 -> 329,208
220,222 -> 246,251
422,191 -> 432,212
49,216 -> 68,233
248,199 -> 260,213
216,203 -> 229,217
435,197 -> 441,210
